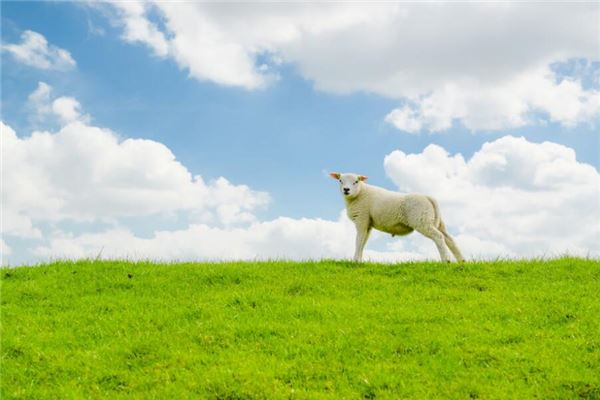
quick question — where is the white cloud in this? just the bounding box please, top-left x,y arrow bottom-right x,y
27,82 -> 89,124
384,106 -> 422,134
1,120 -> 269,235
27,81 -> 54,125
2,30 -> 76,70
110,2 -> 169,57
384,136 -> 600,258
51,97 -> 83,123
33,215 -> 352,261
385,65 -> 600,133
2,86 -> 269,243
100,2 -> 599,130
28,82 -> 52,113
33,212 -> 426,262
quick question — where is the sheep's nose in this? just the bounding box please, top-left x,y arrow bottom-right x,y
343,188 -> 350,194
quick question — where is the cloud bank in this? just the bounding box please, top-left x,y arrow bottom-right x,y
2,84 -> 269,245
100,2 -> 599,132
3,84 -> 598,264
384,136 -> 600,258
26,132 -> 600,263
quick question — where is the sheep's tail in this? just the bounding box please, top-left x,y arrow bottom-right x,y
427,196 -> 465,262
426,196 -> 444,230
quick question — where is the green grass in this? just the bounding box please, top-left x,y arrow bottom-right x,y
1,258 -> 599,399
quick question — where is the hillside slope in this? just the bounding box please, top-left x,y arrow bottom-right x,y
2,258 -> 599,399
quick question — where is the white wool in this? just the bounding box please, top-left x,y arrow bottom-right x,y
331,172 -> 464,262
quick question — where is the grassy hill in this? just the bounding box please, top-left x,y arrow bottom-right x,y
1,258 -> 599,399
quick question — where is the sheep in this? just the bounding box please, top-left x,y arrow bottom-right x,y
330,172 -> 464,263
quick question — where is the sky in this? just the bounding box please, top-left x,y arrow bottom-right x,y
1,1 -> 599,265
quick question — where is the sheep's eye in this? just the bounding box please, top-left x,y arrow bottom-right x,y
339,180 -> 342,183
354,181 -> 358,184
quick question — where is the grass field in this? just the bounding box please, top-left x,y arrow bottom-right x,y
1,258 -> 599,399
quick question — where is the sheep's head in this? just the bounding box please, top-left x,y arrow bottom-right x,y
329,172 -> 368,199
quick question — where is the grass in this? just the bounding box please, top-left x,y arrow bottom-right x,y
1,258 -> 599,399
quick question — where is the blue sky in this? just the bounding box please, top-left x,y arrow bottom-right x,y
2,2 -> 599,264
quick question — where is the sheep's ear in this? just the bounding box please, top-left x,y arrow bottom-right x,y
329,172 -> 341,180
358,175 -> 368,181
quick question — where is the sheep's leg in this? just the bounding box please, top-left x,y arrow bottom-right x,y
416,225 -> 452,263
439,221 -> 465,262
442,233 -> 464,262
354,225 -> 371,262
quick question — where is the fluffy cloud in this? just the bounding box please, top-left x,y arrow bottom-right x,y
384,136 -> 600,258
2,30 -> 76,70
385,65 -> 600,132
27,82 -> 88,124
51,97 -> 83,123
28,82 -> 52,113
110,2 -> 169,57
2,86 -> 269,242
384,107 -> 423,134
100,2 -> 599,131
1,120 -> 269,233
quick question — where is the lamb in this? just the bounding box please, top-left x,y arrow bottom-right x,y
330,172 -> 464,263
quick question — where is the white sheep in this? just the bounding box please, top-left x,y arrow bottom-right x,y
330,172 -> 464,263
